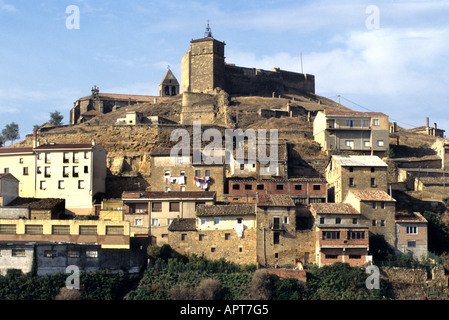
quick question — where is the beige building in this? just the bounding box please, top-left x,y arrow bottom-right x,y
344,189 -> 397,247
122,191 -> 216,244
150,148 -> 226,200
326,155 -> 388,203
313,110 -> 389,156
395,212 -> 428,259
0,140 -> 107,215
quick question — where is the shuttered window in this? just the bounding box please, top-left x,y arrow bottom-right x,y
25,225 -> 43,235
0,224 -> 16,234
52,225 -> 70,235
106,226 -> 124,235
152,202 -> 162,212
79,226 -> 97,235
169,202 -> 180,212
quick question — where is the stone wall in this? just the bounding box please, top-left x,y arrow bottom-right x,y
380,267 -> 428,284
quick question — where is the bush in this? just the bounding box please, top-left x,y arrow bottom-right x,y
195,278 -> 223,300
55,287 -> 82,300
169,284 -> 195,300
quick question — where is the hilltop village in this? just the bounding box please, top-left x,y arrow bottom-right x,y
0,27 -> 448,279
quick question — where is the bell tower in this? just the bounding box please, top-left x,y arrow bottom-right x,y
181,22 -> 226,93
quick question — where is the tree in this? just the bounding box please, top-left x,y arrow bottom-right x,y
0,134 -> 5,147
2,122 -> 20,145
49,110 -> 64,126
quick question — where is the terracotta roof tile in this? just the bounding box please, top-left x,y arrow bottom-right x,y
0,147 -> 33,154
348,190 -> 396,202
310,203 -> 359,215
122,191 -> 216,200
34,143 -> 94,150
168,218 -> 197,231
395,212 -> 427,223
196,204 -> 255,217
257,194 -> 295,207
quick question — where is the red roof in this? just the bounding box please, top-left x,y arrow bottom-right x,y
0,147 -> 33,154
324,110 -> 387,117
34,143 -> 94,150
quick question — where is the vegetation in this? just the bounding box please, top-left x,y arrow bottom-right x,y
0,269 -> 137,300
49,110 -> 64,126
1,122 -> 19,145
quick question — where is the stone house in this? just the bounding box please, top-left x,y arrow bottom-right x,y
414,176 -> 449,196
310,202 -> 370,267
168,203 -> 258,265
395,212 -> 428,260
313,110 -> 389,156
325,155 -> 388,203
344,189 -> 397,247
226,177 -> 327,205
150,148 -> 226,200
121,191 -> 216,244
159,69 -> 180,97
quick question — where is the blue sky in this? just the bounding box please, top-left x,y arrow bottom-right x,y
1,0 -> 449,142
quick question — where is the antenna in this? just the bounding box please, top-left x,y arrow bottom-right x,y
300,52 -> 304,74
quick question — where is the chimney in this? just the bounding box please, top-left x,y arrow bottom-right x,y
32,130 -> 40,148
426,117 -> 429,128
92,139 -> 96,146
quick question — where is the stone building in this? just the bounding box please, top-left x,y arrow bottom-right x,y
121,191 -> 216,244
408,117 -> 445,138
313,110 -> 389,156
310,202 -> 370,267
325,155 -> 388,203
159,69 -> 180,97
150,148 -> 226,200
394,212 -> 428,260
181,25 -> 315,96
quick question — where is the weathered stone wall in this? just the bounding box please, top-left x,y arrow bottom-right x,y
380,267 -> 428,284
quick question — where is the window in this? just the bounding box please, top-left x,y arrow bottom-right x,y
381,202 -> 385,209
353,218 -> 358,225
45,153 -> 51,164
240,164 -> 245,170
177,157 -> 183,164
181,234 -> 187,241
164,170 -> 170,177
78,180 -> 85,189
313,185 -> 321,191
201,218 -> 206,225
348,231 -> 365,240
44,250 -> 57,258
335,217 -> 341,224
58,180 -> 65,190
225,233 -> 231,240
134,219 -> 143,226
167,218 -> 174,226
52,225 -> 70,235
320,217 -> 325,224
371,167 -> 375,173
325,254 -> 338,259
0,224 -> 16,234
169,202 -> 180,212
195,170 -> 201,177
372,202 -> 377,209
211,247 -> 216,252
322,231 -> 340,240
257,184 -> 264,190
199,234 -> 205,241
68,251 -> 80,258
84,152 -> 89,159
19,158 -> 24,164
180,170 -> 185,176
37,167 -> 42,174
214,218 -> 220,225
372,220 -> 377,227
44,166 -> 51,178
364,141 -> 370,147
232,184 -> 240,190
371,178 -> 376,187
406,225 -> 418,234
63,152 -> 70,163
23,167 -> 28,176
180,186 -> 186,192
295,184 -> 302,191
377,140 -> 384,147
381,220 -> 386,227
273,232 -> 280,244
283,216 -> 289,224
408,241 -> 416,247
106,226 -> 124,235
349,167 -> 354,172
40,181 -> 47,190
345,140 -> 354,149
373,119 -> 380,126
349,178 -> 355,187
346,120 -> 354,127
73,152 -> 79,163
73,166 -> 79,178
245,184 -> 252,190
12,249 -> 26,257
86,250 -> 98,258
63,166 -> 69,177
349,255 -> 362,259
237,218 -> 243,224
84,166 -> 89,174
362,119 -> 370,127
205,170 -> 210,177
276,184 -> 284,190
151,219 -> 159,226
79,226 -> 97,235
25,225 -> 43,235
152,202 -> 162,212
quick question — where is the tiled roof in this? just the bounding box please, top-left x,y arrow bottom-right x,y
228,177 -> 327,183
196,204 -> 255,217
332,155 -> 388,167
348,190 -> 396,202
0,147 -> 33,154
168,218 -> 197,231
257,194 -> 296,207
7,197 -> 65,209
310,203 -> 359,215
122,191 -> 216,200
34,143 -> 94,150
395,212 -> 427,223
78,93 -> 174,103
0,173 -> 19,181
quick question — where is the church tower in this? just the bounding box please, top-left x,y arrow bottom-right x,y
159,68 -> 180,96
181,22 -> 226,93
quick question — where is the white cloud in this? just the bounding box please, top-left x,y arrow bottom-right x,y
0,0 -> 18,13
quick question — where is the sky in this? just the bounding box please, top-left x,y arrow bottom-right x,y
1,0 -> 448,143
